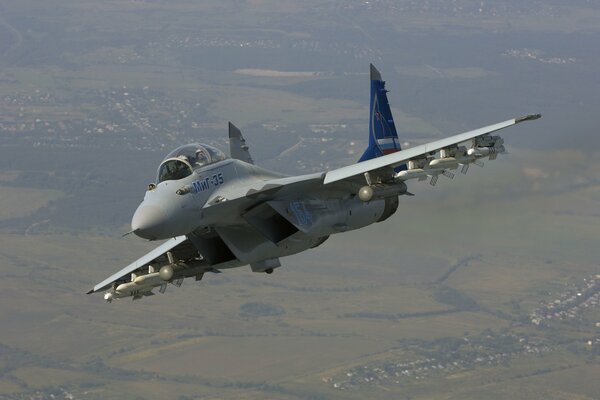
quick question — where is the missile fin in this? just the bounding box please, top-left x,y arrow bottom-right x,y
442,170 -> 454,179
364,172 -> 373,186
172,277 -> 184,287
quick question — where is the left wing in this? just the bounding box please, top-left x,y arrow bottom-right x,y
87,236 -> 210,301
324,114 -> 541,185
88,236 -> 188,294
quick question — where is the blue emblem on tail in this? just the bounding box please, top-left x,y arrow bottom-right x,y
358,64 -> 405,170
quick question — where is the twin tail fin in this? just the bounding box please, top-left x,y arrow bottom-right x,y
358,64 -> 404,167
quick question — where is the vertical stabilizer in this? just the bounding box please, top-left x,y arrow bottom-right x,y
229,122 -> 254,164
358,64 -> 403,164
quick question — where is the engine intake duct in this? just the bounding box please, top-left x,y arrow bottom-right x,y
377,196 -> 399,222
189,233 -> 237,265
243,202 -> 299,243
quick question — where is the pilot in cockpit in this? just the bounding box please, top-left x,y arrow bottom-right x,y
166,157 -> 190,180
194,148 -> 210,167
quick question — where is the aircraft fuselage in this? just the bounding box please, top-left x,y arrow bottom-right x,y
131,159 -> 398,268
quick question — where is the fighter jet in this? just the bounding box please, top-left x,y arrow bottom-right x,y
89,64 -> 540,302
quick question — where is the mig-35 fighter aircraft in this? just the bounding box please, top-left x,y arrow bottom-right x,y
89,64 -> 540,302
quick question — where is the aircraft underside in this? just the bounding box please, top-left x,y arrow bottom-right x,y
102,193 -> 398,301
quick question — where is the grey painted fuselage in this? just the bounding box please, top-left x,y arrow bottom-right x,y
133,157 -> 398,270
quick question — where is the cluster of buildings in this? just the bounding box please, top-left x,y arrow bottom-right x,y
343,0 -> 549,17
3,387 -> 77,400
502,48 -> 577,64
150,35 -> 280,50
325,333 -> 551,390
529,274 -> 600,326
148,30 -> 380,60
0,87 -> 206,151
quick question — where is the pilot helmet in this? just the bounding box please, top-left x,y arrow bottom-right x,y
195,147 -> 210,166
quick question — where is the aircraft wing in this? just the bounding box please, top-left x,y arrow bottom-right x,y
88,235 -> 194,294
323,114 -> 541,185
202,114 -> 540,216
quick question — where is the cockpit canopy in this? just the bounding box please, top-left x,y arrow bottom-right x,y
157,143 -> 227,183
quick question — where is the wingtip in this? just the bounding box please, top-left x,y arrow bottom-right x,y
515,113 -> 542,123
86,288 -> 95,295
370,63 -> 382,81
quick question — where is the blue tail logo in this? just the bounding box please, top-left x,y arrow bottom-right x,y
358,64 -> 404,167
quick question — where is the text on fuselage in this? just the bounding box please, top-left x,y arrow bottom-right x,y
192,173 -> 224,193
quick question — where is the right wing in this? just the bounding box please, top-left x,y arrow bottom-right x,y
199,114 -> 541,231
324,114 -> 541,185
201,114 -> 541,217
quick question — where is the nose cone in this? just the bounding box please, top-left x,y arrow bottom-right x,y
131,204 -> 167,240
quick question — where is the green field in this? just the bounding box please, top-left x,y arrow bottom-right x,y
0,186 -> 63,221
0,158 -> 598,399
